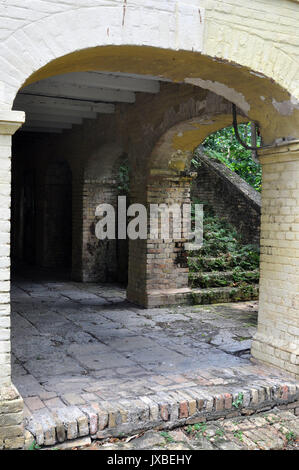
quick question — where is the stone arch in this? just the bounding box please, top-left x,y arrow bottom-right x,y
127,105 -> 249,307
84,143 -> 125,184
0,1 -> 297,144
148,109 -> 249,175
0,3 -> 299,449
9,43 -> 298,145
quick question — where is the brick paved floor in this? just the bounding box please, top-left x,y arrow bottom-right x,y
81,408 -> 299,451
11,270 -> 299,447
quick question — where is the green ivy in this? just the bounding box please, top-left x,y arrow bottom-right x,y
188,201 -> 260,277
117,160 -> 130,196
192,123 -> 262,192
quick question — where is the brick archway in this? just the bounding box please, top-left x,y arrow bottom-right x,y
0,0 -> 299,449
0,1 -> 298,147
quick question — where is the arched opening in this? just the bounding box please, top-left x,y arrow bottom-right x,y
43,161 -> 72,270
11,133 -> 72,280
188,123 -> 261,305
133,112 -> 259,306
5,43 -> 297,148
3,43 -> 299,447
191,121 -> 262,243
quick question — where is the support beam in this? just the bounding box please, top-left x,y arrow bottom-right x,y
22,80 -> 136,103
14,94 -> 115,113
53,72 -> 160,94
13,105 -> 98,120
20,127 -> 62,133
23,120 -> 72,129
26,113 -> 83,125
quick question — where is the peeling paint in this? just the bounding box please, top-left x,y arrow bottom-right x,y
168,149 -> 190,172
250,71 -> 266,79
184,77 -> 250,114
122,0 -> 127,27
198,8 -> 202,23
272,96 -> 299,116
273,136 -> 298,145
19,45 -> 299,144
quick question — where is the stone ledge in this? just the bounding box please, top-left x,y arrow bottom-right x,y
22,381 -> 299,449
146,285 -> 259,307
0,383 -> 24,449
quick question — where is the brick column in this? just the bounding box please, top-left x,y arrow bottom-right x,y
0,111 -> 25,449
127,171 -> 192,307
70,172 -> 84,281
81,177 -> 118,282
251,141 -> 299,379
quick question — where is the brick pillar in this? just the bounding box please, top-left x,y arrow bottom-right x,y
81,177 -> 118,282
0,111 -> 25,449
127,171 -> 192,307
251,141 -> 299,379
71,173 -> 83,281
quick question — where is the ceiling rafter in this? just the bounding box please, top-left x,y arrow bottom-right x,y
14,71 -> 163,133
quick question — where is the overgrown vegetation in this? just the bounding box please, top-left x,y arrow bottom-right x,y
117,158 -> 130,196
186,422 -> 207,438
192,123 -> 262,192
232,392 -> 244,409
189,202 -> 260,287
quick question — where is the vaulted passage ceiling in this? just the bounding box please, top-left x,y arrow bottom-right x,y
13,72 -> 166,133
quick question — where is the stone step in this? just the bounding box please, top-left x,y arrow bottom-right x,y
23,380 -> 299,449
190,284 -> 259,305
145,284 -> 259,308
189,269 -> 259,288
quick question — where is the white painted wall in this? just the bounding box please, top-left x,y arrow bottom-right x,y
0,0 -> 298,110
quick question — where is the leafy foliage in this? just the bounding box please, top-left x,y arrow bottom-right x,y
160,431 -> 175,443
28,440 -> 40,450
232,392 -> 244,409
188,201 -> 260,284
117,159 -> 130,196
186,422 -> 207,437
193,123 -> 262,192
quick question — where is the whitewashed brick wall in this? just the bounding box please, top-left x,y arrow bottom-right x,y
0,111 -> 24,386
252,141 -> 299,378
0,0 -> 297,110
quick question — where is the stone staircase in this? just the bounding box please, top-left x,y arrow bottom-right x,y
187,205 -> 260,304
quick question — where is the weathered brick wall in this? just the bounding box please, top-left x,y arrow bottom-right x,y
12,84 -> 225,283
0,131 -> 13,388
0,0 -> 298,129
71,173 -> 84,281
252,141 -> 299,379
191,152 -> 261,245
0,384 -> 24,449
80,144 -> 127,283
0,113 -> 24,394
127,174 -> 192,307
0,0 -> 299,450
0,112 -> 25,449
81,178 -> 118,283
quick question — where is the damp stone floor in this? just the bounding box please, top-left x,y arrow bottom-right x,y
10,273 -> 299,446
